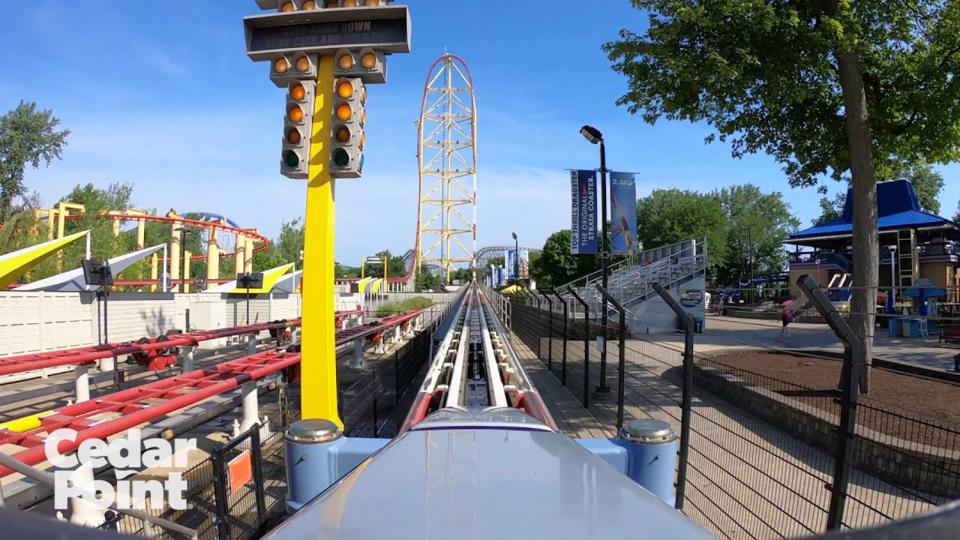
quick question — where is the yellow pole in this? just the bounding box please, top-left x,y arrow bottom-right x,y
56,202 -> 67,239
245,237 -> 255,274
183,250 -> 192,293
150,253 -> 158,292
136,217 -> 145,250
46,209 -> 55,240
207,227 -> 219,283
234,234 -> 246,277
361,258 -> 365,279
301,55 -> 341,427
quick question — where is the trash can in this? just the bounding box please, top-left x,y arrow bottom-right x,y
693,317 -> 704,334
888,317 -> 901,337
619,418 -> 678,505
285,419 -> 343,512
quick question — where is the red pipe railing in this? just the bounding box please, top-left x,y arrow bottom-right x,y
0,350 -> 300,476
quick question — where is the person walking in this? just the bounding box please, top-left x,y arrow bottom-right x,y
780,298 -> 795,337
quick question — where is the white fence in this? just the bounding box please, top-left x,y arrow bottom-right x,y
0,292 -> 326,357
0,290 -> 456,357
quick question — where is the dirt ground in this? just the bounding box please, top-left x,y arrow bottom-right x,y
707,351 -> 960,445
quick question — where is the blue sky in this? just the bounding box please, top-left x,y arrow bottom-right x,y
1,1 -> 957,264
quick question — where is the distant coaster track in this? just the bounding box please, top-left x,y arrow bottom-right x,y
61,211 -> 271,262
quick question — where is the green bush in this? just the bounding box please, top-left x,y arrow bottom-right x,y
376,296 -> 433,317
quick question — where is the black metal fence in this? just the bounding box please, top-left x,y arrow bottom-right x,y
338,300 -> 458,437
502,284 -> 960,538
100,422 -> 287,540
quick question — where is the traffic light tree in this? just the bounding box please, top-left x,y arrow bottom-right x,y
606,1 -> 960,392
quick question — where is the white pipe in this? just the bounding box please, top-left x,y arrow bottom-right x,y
74,365 -> 90,403
351,339 -> 365,369
68,464 -> 106,526
178,346 -> 195,372
240,381 -> 259,432
162,244 -> 169,292
85,231 -> 91,261
97,356 -> 114,372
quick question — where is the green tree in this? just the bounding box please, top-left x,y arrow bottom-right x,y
369,249 -> 406,279
813,192 -> 848,226
605,1 -> 960,391
636,189 -> 727,269
52,182 -> 135,282
893,164 -> 944,215
0,102 -> 70,221
954,201 -> 960,223
335,263 -> 360,278
275,217 -> 305,264
415,269 -> 441,291
530,230 -> 601,288
712,184 -> 799,285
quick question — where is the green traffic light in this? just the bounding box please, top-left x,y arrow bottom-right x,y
333,148 -> 350,167
283,150 -> 300,168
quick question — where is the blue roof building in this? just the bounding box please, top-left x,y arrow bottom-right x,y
785,179 -> 959,299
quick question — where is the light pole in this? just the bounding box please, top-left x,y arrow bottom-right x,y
580,124 -> 611,394
512,232 -> 519,282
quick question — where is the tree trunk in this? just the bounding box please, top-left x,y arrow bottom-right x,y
837,50 -> 878,393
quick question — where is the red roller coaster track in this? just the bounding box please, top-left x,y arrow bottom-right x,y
0,307 -> 428,476
61,211 -> 271,262
0,308 -> 362,377
0,349 -> 300,476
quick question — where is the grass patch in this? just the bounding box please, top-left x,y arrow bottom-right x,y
376,296 -> 433,317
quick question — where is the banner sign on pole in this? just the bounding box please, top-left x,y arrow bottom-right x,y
505,249 -> 530,280
570,169 -> 598,254
610,171 -> 638,256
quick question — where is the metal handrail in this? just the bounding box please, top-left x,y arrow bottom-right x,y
557,238 -> 703,292
0,452 -> 198,539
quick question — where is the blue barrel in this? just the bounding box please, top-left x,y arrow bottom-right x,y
619,418 -> 678,505
285,419 -> 343,512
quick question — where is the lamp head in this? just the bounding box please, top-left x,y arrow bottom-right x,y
512,232 -> 518,240
580,125 -> 603,144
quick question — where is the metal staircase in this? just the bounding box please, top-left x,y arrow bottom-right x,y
559,239 -> 707,319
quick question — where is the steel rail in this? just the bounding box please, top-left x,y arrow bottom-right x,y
0,349 -> 300,476
477,293 -> 507,408
444,294 -> 473,407
333,308 -> 424,347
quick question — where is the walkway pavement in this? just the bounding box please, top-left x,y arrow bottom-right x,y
650,316 -> 960,371
511,330 -> 947,538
